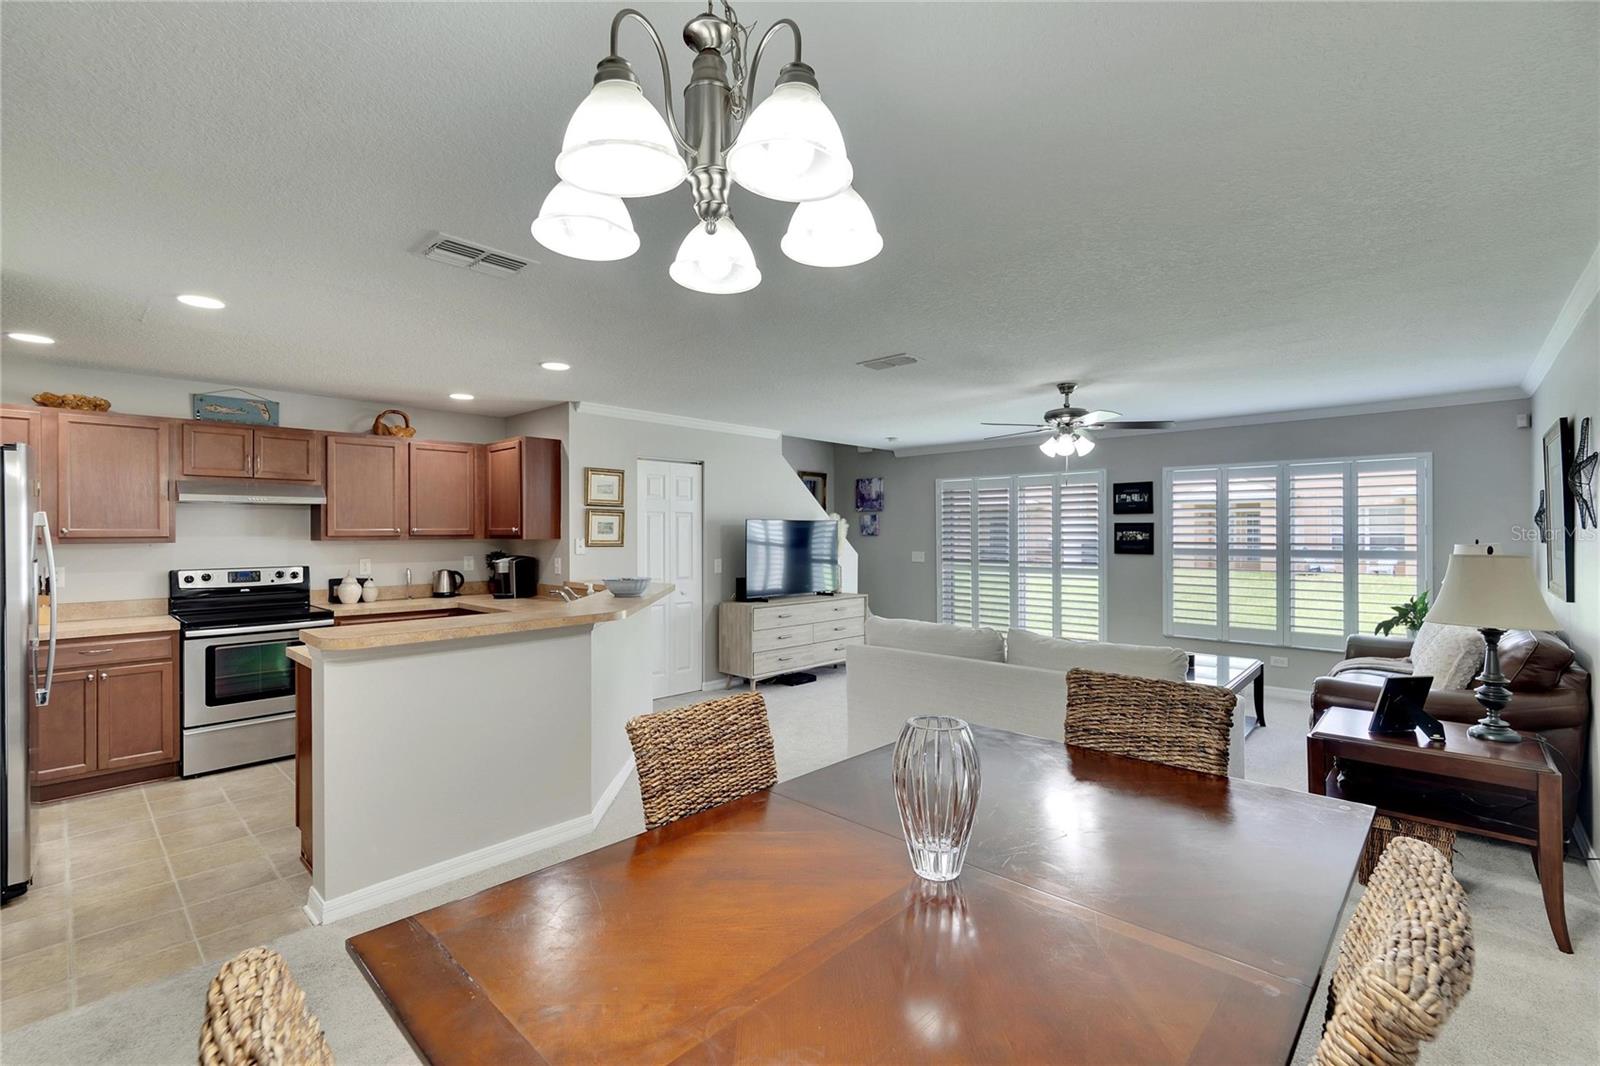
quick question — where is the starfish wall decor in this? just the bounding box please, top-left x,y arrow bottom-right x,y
1534,488 -> 1548,543
1570,416 -> 1597,530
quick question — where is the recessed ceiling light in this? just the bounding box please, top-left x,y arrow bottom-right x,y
5,332 -> 55,344
176,294 -> 226,309
449,393 -> 475,401
540,361 -> 571,372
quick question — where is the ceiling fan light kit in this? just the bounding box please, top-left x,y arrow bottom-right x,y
982,383 -> 1174,465
534,2 -> 882,291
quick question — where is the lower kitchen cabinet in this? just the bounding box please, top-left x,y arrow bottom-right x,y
32,632 -> 180,799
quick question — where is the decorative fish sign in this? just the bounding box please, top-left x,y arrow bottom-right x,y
192,391 -> 280,426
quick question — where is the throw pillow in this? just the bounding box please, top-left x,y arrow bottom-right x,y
1410,622 -> 1485,690
864,616 -> 1005,662
1006,628 -> 1189,681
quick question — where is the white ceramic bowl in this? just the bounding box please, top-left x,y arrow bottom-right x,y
604,577 -> 650,597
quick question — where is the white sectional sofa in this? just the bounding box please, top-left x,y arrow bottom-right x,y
845,617 -> 1246,775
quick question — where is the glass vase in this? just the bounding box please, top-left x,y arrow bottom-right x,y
892,715 -> 981,882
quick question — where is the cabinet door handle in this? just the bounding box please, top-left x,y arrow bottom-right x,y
100,672 -> 108,681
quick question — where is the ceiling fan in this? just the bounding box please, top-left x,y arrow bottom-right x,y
982,382 -> 1174,460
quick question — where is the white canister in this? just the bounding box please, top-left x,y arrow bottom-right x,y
337,572 -> 363,605
360,579 -> 379,603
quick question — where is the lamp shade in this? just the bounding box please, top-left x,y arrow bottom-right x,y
726,81 -> 852,202
781,186 -> 883,268
1427,544 -> 1559,632
531,182 -> 640,261
555,80 -> 687,198
668,218 -> 761,294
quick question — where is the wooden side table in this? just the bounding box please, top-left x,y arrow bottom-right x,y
1307,706 -> 1571,953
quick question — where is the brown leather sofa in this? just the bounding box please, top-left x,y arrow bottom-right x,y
1311,630 -> 1591,831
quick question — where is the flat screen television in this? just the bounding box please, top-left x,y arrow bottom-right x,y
745,519 -> 839,599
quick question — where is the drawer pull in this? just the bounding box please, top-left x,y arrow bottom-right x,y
777,656 -> 793,663
79,648 -> 114,656
775,613 -> 792,619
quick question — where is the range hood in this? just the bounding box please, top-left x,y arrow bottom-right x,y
177,478 -> 326,506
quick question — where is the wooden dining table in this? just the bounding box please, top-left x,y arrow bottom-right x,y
348,726 -> 1374,1065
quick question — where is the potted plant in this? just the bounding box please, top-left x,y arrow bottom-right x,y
1374,590 -> 1429,637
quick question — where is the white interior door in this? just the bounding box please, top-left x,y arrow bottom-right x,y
638,460 -> 703,698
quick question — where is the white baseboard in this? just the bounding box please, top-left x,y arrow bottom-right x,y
306,757 -> 638,926
1572,821 -> 1600,898
702,677 -> 734,691
1263,685 -> 1313,704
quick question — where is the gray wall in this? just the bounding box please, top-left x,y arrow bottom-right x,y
834,398 -> 1533,690
1529,295 -> 1599,849
781,436 -> 838,512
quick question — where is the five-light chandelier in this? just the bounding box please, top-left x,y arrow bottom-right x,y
532,2 -> 881,294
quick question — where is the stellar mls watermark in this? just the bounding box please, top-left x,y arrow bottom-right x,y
1511,523 -> 1598,543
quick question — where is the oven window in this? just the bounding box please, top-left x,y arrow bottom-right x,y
206,640 -> 297,707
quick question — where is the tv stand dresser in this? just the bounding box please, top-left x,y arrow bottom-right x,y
718,593 -> 868,689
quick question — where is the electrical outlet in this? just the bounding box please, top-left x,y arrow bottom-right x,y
713,558 -> 722,575
358,558 -> 372,577
462,556 -> 475,572
575,541 -> 588,555
552,556 -> 562,575
53,565 -> 65,593
911,550 -> 926,563
1269,655 -> 1289,669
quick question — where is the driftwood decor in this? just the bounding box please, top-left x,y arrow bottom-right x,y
32,392 -> 110,412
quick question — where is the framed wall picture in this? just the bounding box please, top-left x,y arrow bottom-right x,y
799,470 -> 828,509
584,467 -> 625,506
859,513 -> 880,537
1114,522 -> 1155,555
1543,418 -> 1575,602
1113,481 -> 1154,515
585,508 -> 625,548
855,477 -> 884,512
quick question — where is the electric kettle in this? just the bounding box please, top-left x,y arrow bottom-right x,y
431,569 -> 465,598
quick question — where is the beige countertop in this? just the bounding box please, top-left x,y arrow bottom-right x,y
41,614 -> 180,640
299,585 -> 673,654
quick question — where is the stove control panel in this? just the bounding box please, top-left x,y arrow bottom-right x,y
172,566 -> 307,590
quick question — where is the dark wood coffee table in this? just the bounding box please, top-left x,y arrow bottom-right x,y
1189,653 -> 1266,734
1307,706 -> 1571,953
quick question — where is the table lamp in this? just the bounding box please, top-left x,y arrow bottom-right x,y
1426,543 -> 1559,742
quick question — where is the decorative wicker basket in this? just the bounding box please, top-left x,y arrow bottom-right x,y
33,392 -> 110,412
371,408 -> 416,438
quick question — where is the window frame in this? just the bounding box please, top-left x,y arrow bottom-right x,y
1160,453 -> 1431,651
935,469 -> 1108,640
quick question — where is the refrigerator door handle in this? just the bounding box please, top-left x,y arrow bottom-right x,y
32,513 -> 56,707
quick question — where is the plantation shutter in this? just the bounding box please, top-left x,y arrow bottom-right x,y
1225,466 -> 1279,640
1168,468 -> 1221,637
974,478 -> 1014,629
1015,476 -> 1056,635
1287,461 -> 1347,649
1355,457 -> 1424,633
1058,475 -> 1102,639
936,480 -> 974,625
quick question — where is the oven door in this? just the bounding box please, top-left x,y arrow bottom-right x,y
183,627 -> 312,728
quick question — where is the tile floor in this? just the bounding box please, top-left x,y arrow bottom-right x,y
0,759 -> 307,1031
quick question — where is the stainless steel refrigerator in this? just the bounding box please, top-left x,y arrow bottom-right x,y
2,442 -> 57,903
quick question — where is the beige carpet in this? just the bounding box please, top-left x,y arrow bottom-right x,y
2,675 -> 1595,1065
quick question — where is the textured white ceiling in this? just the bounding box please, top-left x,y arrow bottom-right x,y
2,2 -> 1595,447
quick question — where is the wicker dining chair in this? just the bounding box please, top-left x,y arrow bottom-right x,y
1356,813 -> 1456,886
1314,836 -> 1473,1066
1063,668 -> 1235,776
199,947 -> 333,1066
626,692 -> 778,830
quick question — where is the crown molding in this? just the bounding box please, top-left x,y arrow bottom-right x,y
571,401 -> 781,440
1523,243 -> 1599,395
887,387 -> 1529,458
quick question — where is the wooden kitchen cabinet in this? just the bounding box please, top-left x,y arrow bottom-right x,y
0,405 -> 52,524
54,411 -> 173,540
317,435 -> 408,539
31,633 -> 180,798
182,423 -> 320,482
409,440 -> 481,537
485,436 -> 561,540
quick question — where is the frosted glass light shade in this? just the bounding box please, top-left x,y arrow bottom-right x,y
555,80 -> 687,198
727,82 -> 852,202
1039,435 -> 1062,458
531,182 -> 640,261
669,219 -> 761,294
781,186 -> 883,267
1072,432 -> 1096,457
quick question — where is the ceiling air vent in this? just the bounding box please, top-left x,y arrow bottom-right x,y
419,233 -> 529,276
857,353 -> 918,371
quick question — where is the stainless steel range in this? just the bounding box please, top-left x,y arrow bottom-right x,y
169,565 -> 333,776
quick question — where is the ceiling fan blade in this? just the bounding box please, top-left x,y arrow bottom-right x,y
1110,420 -> 1175,430
984,428 -> 1053,441
980,422 -> 1050,428
1079,409 -> 1121,424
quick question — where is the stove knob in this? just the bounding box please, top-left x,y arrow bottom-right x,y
201,573 -> 212,582
275,570 -> 285,579
183,575 -> 195,584
288,570 -> 299,580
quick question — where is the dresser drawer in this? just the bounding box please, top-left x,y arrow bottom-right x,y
752,623 -> 814,652
812,598 -> 865,622
815,635 -> 863,660
753,647 -> 817,675
750,597 -> 865,630
39,635 -> 174,671
811,617 -> 864,641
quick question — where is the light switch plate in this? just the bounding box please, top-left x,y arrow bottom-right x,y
462,556 -> 475,572
911,551 -> 926,563
357,558 -> 372,577
713,558 -> 722,574
552,556 -> 562,575
54,566 -> 65,592
1269,655 -> 1289,669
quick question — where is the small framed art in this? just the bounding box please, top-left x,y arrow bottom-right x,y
585,467 -> 625,506
1114,522 -> 1154,555
586,508 -> 625,548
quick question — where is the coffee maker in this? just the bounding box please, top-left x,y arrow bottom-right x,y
488,554 -> 538,599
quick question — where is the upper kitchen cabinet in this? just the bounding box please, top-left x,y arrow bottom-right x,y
485,436 -> 561,540
0,405 -> 51,518
317,434 -> 408,539
409,440 -> 481,537
181,423 -> 320,482
55,411 -> 174,540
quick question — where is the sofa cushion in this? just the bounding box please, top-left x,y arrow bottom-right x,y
864,616 -> 1005,662
1006,628 -> 1189,681
1410,622 -> 1484,689
1499,630 -> 1576,691
1329,657 -> 1414,679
